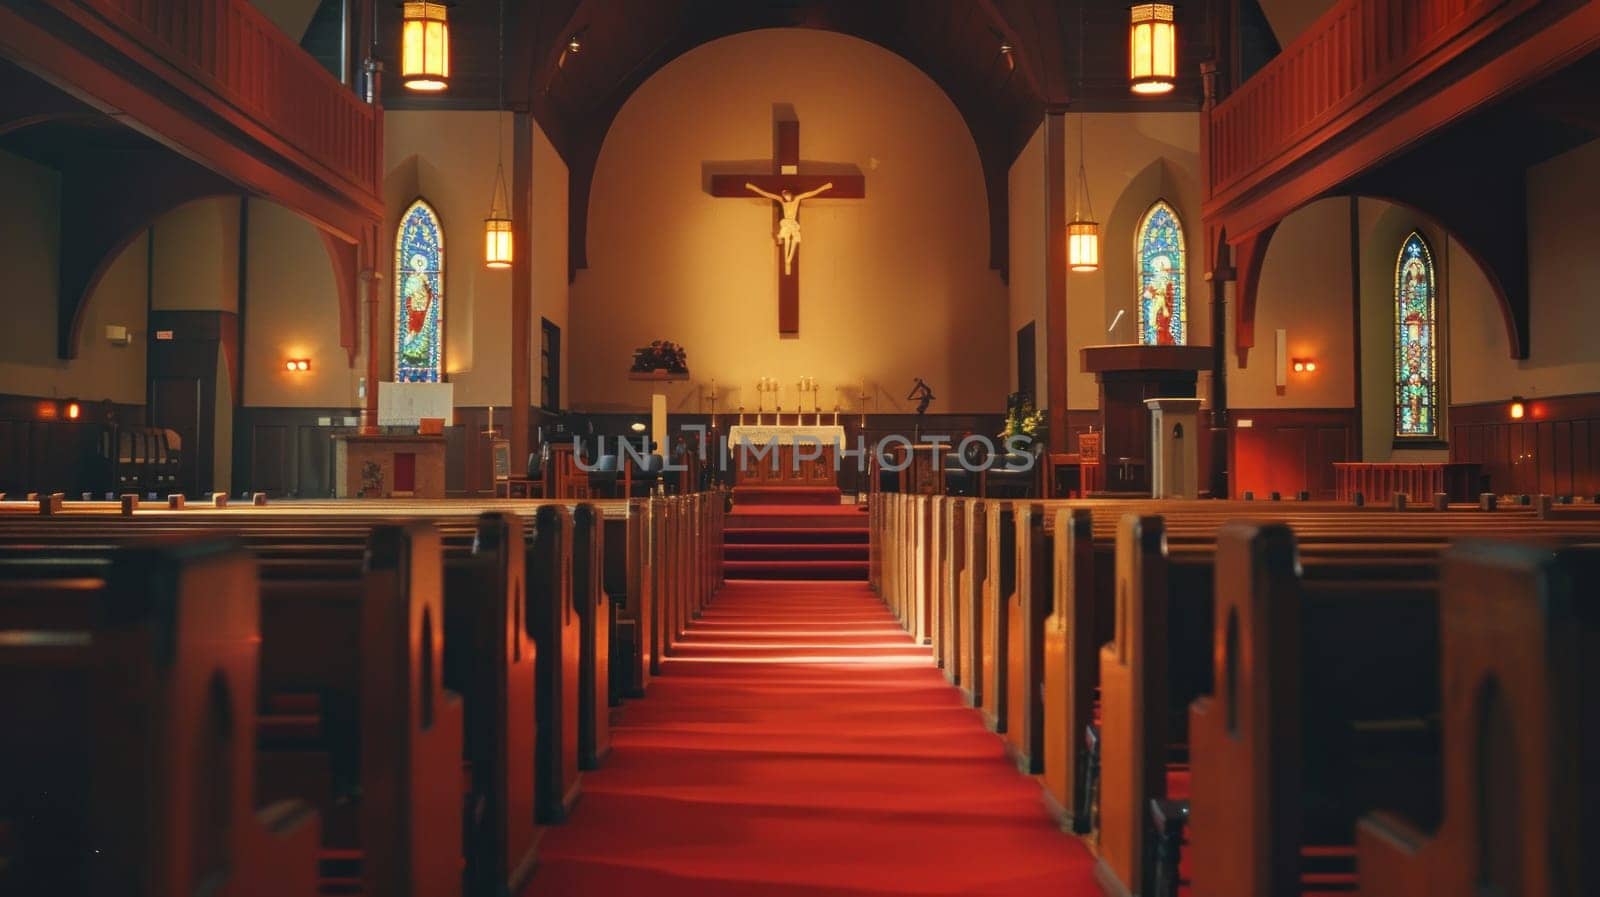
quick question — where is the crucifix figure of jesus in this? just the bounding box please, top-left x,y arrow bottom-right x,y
708,110 -> 865,334
743,181 -> 833,275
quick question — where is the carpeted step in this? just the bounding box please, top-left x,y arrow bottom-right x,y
724,543 -> 869,561
723,559 -> 869,580
724,527 -> 868,544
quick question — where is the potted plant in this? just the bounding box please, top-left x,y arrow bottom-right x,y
999,391 -> 1046,445
629,340 -> 690,380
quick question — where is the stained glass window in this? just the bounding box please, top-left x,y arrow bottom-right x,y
394,199 -> 444,383
1136,200 -> 1186,346
1394,232 -> 1438,438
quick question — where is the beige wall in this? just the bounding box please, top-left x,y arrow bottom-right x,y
152,198 -> 241,312
1228,197 -> 1356,409
0,149 -> 149,403
242,199 -> 360,408
569,29 -> 1007,414
1450,138 -> 1600,405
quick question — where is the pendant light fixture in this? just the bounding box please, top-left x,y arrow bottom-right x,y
1068,9 -> 1099,272
484,0 -> 512,268
1069,115 -> 1100,272
1130,3 -> 1177,95
400,1 -> 451,92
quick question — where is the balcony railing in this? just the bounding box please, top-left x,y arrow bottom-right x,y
70,0 -> 377,195
1207,0 -> 1541,199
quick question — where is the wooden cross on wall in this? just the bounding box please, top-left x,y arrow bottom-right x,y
709,111 -> 866,335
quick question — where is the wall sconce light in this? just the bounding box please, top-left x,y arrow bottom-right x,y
65,401 -> 81,420
1291,358 -> 1317,373
105,324 -> 132,346
1510,397 -> 1526,420
285,359 -> 311,372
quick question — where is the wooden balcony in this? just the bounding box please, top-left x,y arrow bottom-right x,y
0,0 -> 382,240
1204,0 -> 1600,361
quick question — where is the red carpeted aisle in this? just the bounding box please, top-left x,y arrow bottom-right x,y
525,581 -> 1099,896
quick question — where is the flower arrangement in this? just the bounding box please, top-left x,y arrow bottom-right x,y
629,340 -> 689,375
1000,391 -> 1046,441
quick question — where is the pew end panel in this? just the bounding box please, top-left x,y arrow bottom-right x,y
573,503 -> 612,771
1043,507 -> 1095,832
981,501 -> 1015,734
0,540 -> 322,897
529,504 -> 582,824
940,498 -> 967,687
960,500 -> 988,709
359,523 -> 465,897
1095,514 -> 1170,897
1357,541 -> 1600,897
1005,502 -> 1051,774
1187,522 -> 1305,897
443,512 -> 540,896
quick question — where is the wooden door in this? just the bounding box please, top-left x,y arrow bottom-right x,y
151,377 -> 203,496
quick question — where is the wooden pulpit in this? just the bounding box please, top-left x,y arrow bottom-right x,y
1080,344 -> 1211,495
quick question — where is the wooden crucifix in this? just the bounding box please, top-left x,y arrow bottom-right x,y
709,113 -> 865,335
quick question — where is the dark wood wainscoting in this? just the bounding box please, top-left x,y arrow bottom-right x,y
0,395 -> 146,495
234,406 -> 559,498
1231,408 -> 1358,500
1450,394 -> 1600,498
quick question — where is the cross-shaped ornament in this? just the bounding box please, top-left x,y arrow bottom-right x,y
709,112 -> 865,335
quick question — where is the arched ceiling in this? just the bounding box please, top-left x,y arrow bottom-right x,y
377,0 -> 1221,279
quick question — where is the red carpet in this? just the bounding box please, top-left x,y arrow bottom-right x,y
526,582 -> 1099,896
724,505 -> 870,580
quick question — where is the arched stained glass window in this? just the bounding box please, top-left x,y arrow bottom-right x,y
1394,232 -> 1438,438
394,199 -> 444,383
1136,200 -> 1186,346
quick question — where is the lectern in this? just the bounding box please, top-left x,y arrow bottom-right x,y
1080,344 -> 1211,494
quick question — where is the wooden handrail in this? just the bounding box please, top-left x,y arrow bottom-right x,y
67,0 -> 378,195
1207,0 -> 1538,199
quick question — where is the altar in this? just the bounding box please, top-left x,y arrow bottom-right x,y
726,424 -> 844,504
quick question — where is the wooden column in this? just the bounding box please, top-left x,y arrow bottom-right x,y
510,112 -> 533,466
1206,250 -> 1230,498
1044,110 -> 1069,454
1202,62 -> 1230,497
360,223 -> 383,435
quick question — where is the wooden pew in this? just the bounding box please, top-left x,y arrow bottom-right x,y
1004,500 -> 1052,774
253,523 -> 464,897
573,503 -> 612,770
440,512 -> 539,897
1356,541 -> 1600,897
0,498 -> 677,876
611,499 -> 650,698
1186,522 -> 1443,897
981,500 -> 1015,734
1094,508 -> 1600,897
957,499 -> 988,708
1042,507 -> 1097,831
529,504 -> 582,824
0,539 -> 322,897
940,496 -> 966,686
